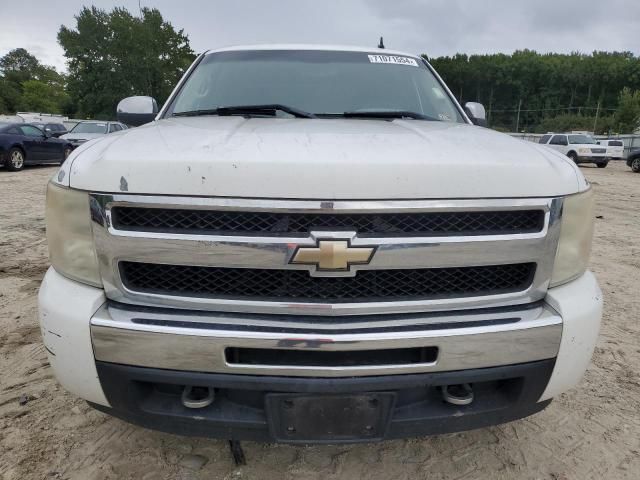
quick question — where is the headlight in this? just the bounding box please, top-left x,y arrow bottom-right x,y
578,148 -> 590,154
550,188 -> 594,287
46,181 -> 102,287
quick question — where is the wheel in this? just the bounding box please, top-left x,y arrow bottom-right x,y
5,147 -> 25,171
596,162 -> 608,168
567,151 -> 578,163
62,147 -> 73,164
632,158 -> 640,173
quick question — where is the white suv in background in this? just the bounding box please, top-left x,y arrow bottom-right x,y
598,139 -> 624,160
539,133 -> 608,168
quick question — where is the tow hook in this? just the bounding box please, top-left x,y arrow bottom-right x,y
181,386 -> 215,409
441,383 -> 474,406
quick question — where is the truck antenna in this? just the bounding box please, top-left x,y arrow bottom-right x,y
378,37 -> 385,49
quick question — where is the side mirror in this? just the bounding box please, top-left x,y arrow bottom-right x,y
117,96 -> 159,127
464,102 -> 487,127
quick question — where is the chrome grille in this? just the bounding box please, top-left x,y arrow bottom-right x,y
91,194 -> 561,316
120,262 -> 536,302
111,207 -> 544,237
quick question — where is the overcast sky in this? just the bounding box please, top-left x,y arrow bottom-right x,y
1,0 -> 639,72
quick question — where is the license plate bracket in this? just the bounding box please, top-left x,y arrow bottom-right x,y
266,392 -> 396,443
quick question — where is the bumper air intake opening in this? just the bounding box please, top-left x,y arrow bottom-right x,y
224,346 -> 439,367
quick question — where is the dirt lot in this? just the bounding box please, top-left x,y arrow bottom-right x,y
0,162 -> 639,480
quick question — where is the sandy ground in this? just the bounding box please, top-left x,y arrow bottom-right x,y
0,161 -> 639,480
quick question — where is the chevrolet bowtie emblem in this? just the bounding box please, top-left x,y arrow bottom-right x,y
290,239 -> 376,273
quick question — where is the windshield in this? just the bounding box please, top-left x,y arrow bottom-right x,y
168,50 -> 464,122
70,122 -> 108,134
568,134 -> 597,144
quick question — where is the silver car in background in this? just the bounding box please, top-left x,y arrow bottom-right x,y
60,120 -> 127,148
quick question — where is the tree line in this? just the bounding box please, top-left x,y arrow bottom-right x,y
0,6 -> 194,120
0,49 -> 70,114
428,50 -> 640,133
1,5 -> 639,133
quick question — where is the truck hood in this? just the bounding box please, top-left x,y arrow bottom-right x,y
64,117 -> 586,199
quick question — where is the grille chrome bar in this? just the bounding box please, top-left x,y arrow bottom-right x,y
111,206 -> 545,237
90,194 -> 562,316
119,262 -> 536,302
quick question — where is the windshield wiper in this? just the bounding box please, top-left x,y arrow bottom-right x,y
173,104 -> 316,119
341,110 -> 438,121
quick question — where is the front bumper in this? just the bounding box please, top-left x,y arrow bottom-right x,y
91,360 -> 554,443
576,155 -> 607,163
39,268 -> 602,442
90,301 -> 562,378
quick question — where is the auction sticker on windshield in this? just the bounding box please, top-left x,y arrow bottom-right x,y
368,55 -> 418,67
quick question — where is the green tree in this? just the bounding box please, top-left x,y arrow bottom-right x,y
614,88 -> 640,133
429,50 -> 640,132
58,6 -> 195,118
0,77 -> 22,113
0,48 -> 68,114
0,48 -> 41,85
537,114 -> 615,135
18,80 -> 70,113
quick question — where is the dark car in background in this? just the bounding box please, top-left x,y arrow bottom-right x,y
0,123 -> 73,171
32,122 -> 69,138
627,148 -> 640,173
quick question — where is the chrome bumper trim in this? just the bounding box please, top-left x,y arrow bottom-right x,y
91,303 -> 562,377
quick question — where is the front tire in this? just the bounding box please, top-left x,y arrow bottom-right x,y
567,151 -> 578,163
6,147 -> 25,171
632,158 -> 640,173
596,162 -> 608,168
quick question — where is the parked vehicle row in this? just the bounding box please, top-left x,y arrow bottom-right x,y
0,123 -> 73,171
1,120 -> 128,171
539,133 -> 608,168
538,133 -> 635,168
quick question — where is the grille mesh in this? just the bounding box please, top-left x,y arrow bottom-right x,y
111,207 -> 544,237
120,262 -> 535,302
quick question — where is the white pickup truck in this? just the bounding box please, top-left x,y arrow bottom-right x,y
39,45 -> 602,444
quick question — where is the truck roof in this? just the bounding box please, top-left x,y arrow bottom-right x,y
205,44 -> 421,59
